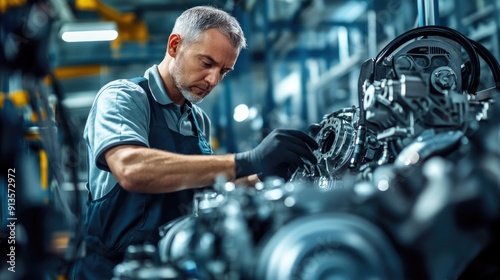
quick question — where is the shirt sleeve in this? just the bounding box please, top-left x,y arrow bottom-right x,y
84,80 -> 150,171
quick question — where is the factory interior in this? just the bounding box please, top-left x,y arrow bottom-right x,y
2,0 -> 500,279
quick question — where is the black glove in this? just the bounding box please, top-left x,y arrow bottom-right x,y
234,129 -> 319,179
308,123 -> 322,137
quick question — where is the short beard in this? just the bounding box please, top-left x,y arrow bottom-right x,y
180,87 -> 203,104
171,60 -> 203,104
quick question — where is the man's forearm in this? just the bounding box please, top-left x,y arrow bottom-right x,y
105,145 -> 236,193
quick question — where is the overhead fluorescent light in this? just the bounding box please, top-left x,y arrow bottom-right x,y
60,21 -> 118,43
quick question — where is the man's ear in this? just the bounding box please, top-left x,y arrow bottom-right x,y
167,34 -> 181,57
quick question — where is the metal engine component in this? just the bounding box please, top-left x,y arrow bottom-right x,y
291,108 -> 383,188
113,244 -> 180,280
313,109 -> 357,175
155,178 -> 408,280
255,213 -> 403,280
291,33 -> 494,187
114,26 -> 500,280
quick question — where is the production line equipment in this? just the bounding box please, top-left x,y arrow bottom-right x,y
1,1 -> 82,279
113,26 -> 500,280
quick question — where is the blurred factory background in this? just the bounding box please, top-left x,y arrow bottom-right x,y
42,0 -> 500,189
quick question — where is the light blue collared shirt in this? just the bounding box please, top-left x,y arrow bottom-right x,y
84,65 -> 211,199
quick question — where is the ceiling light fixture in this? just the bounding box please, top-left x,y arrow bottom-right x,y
60,21 -> 118,43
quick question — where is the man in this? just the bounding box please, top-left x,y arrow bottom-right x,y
71,6 -> 318,279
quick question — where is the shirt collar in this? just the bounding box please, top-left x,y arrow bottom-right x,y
144,64 -> 172,106
144,64 -> 193,113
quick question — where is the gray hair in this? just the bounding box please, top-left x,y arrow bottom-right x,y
172,6 -> 247,51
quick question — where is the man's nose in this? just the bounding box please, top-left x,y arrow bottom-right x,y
205,69 -> 220,87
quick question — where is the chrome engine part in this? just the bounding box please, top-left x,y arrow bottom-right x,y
157,179 -> 406,280
113,26 -> 500,280
292,26 -> 499,188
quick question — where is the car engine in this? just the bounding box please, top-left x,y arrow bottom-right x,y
113,25 -> 500,280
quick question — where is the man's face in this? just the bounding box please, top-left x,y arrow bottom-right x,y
171,28 -> 239,104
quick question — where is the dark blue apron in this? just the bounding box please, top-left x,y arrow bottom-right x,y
71,77 -> 213,279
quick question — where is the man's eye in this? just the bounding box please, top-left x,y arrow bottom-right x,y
202,61 -> 211,68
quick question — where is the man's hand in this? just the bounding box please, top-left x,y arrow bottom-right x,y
234,129 -> 318,179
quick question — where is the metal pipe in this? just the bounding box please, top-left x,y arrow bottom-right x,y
417,0 -> 440,27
